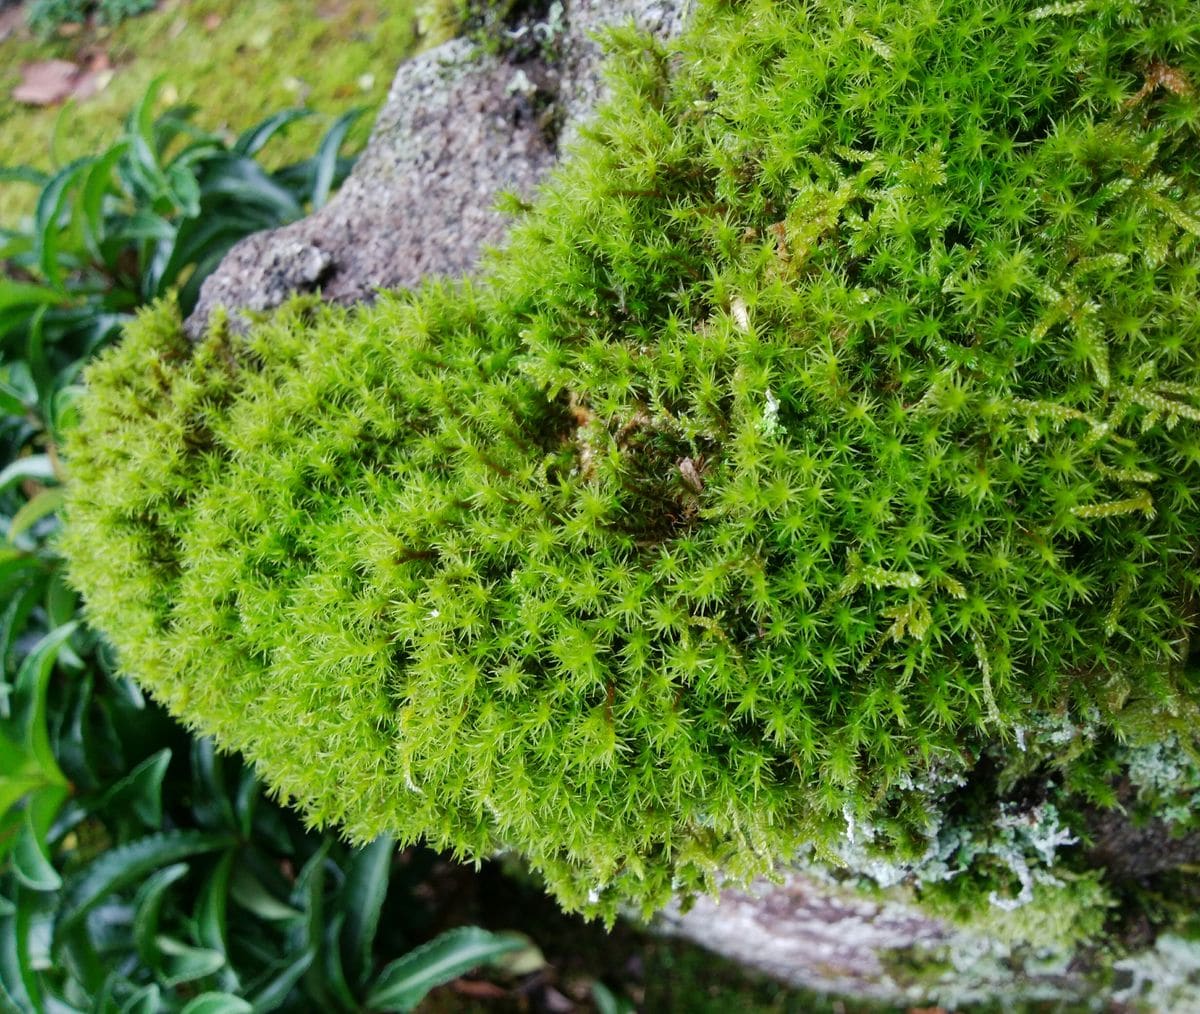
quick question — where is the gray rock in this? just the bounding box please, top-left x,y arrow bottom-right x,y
185,0 -> 689,338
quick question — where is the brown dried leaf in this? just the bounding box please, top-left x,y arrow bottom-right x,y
0,4 -> 25,42
1124,61 -> 1194,108
449,978 -> 509,999
71,68 -> 115,102
12,60 -> 79,106
1148,61 -> 1194,96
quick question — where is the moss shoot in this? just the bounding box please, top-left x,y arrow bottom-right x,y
63,0 -> 1200,930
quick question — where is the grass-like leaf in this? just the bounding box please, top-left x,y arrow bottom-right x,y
366,927 -> 529,1012
338,833 -> 394,989
55,830 -> 232,940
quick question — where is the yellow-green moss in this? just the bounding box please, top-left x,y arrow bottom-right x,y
62,0 -> 1200,941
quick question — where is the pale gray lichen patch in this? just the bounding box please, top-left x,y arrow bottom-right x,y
1120,733 -> 1200,827
1113,935 -> 1200,1010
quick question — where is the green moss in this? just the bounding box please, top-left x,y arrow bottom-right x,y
0,0 -> 429,225
954,874 -> 1111,954
63,0 -> 1200,935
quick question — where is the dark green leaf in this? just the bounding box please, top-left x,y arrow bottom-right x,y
12,807 -> 62,891
0,905 -> 38,1014
118,209 -> 175,242
32,159 -> 93,291
190,738 -> 236,830
0,166 -> 48,187
119,984 -> 160,1014
321,911 -> 358,1013
310,109 -> 363,211
80,143 -> 129,263
294,840 -> 340,1012
56,829 -> 233,939
0,456 -> 57,494
96,748 -> 171,829
156,936 -> 225,987
124,78 -> 168,200
195,850 -> 234,959
233,768 -> 257,838
0,578 -> 49,687
338,833 -> 394,988
24,304 -> 51,419
180,993 -> 253,1014
198,157 -> 304,221
132,862 -> 190,967
229,866 -> 302,922
234,110 -> 312,158
44,572 -> 78,635
247,948 -> 314,1014
14,622 -> 78,785
166,163 -> 202,218
591,981 -> 636,1014
366,928 -> 529,1013
8,487 -> 65,544
0,281 -> 63,317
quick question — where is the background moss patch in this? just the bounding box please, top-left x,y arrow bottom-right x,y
0,0 -> 430,225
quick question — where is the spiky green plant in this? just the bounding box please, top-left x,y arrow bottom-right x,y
62,0 -> 1200,928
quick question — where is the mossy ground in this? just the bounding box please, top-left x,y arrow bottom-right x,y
0,0 -> 433,225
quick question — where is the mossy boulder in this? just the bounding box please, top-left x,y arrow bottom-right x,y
185,0 -> 688,336
63,0 -> 1200,1003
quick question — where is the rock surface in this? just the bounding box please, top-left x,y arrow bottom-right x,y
186,0 -> 689,338
657,873 -> 956,1003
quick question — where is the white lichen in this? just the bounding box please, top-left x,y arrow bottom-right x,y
1119,734 -> 1200,828
762,387 -> 781,437
1113,935 -> 1200,1008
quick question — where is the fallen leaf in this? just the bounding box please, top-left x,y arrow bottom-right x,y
449,979 -> 508,999
72,68 -> 115,102
542,986 -> 575,1013
13,60 -> 79,106
0,4 -> 25,42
